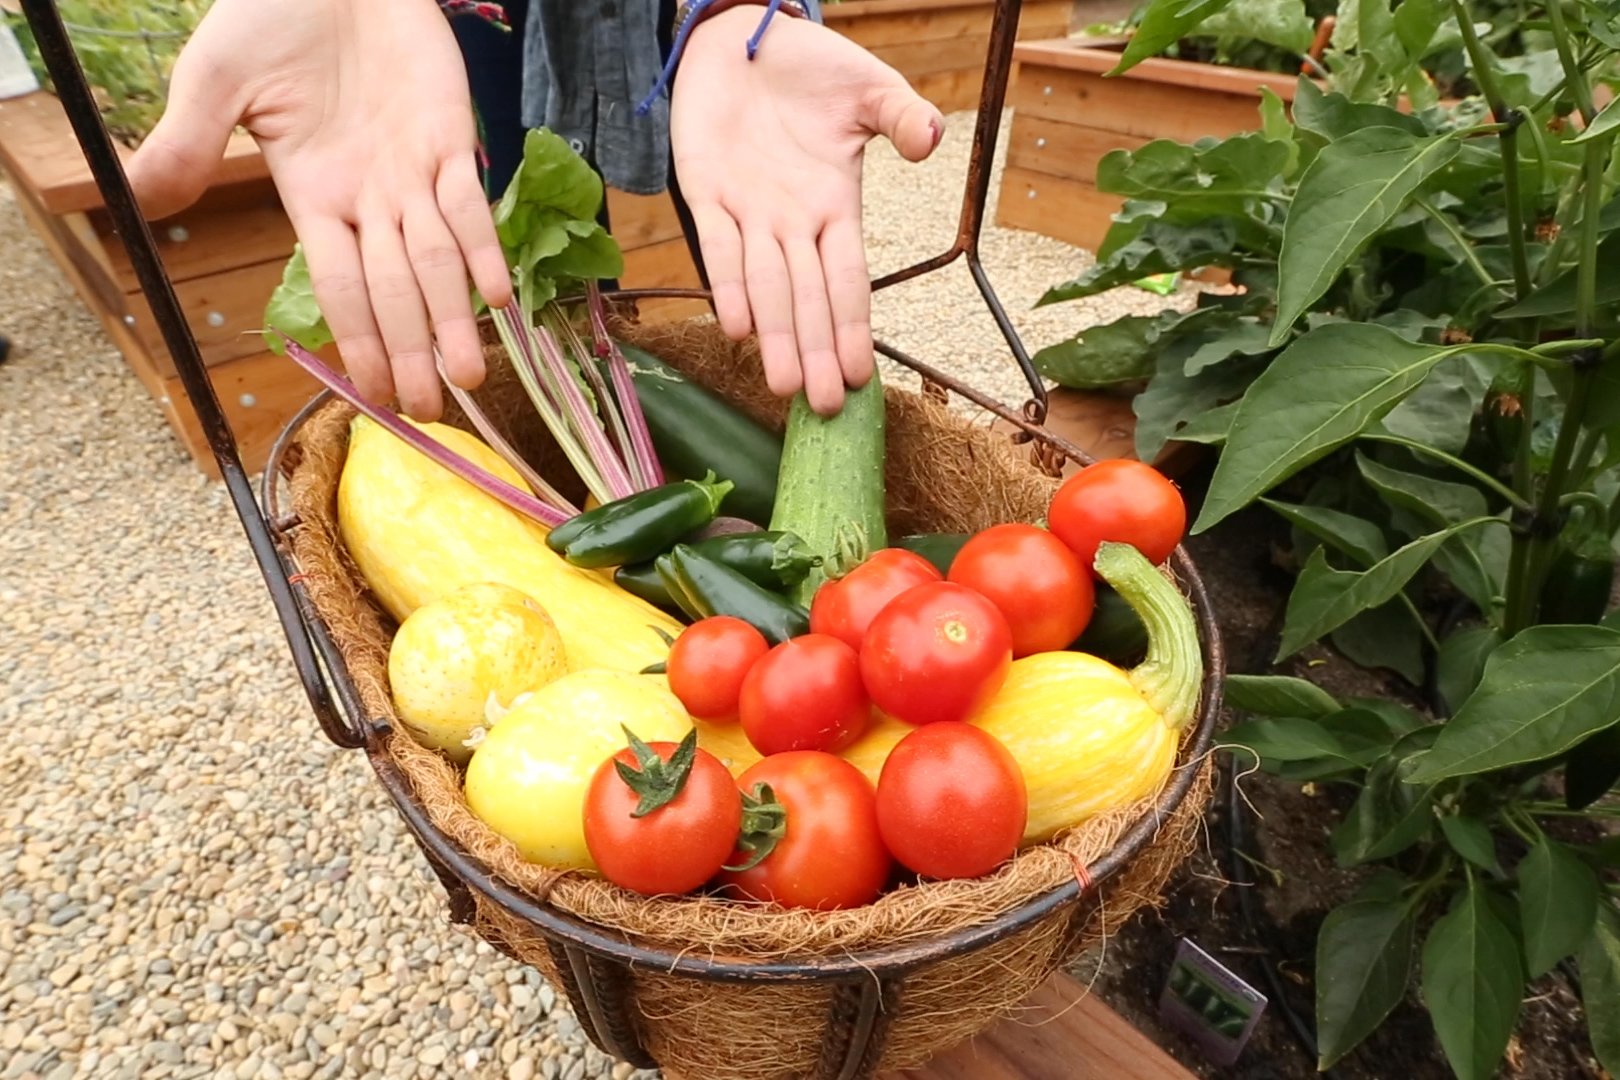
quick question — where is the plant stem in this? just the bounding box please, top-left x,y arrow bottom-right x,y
1544,0 -> 1598,125
1415,195 -> 1497,289
1400,593 -> 1444,651
1360,432 -> 1531,510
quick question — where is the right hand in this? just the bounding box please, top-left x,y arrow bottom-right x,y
127,0 -> 511,421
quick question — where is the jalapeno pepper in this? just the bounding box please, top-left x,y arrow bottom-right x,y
614,531 -> 818,610
546,473 -> 733,569
1541,547 -> 1615,626
658,544 -> 810,644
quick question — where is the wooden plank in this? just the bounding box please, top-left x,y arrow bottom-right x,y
829,0 -> 1070,49
1009,64 -> 1267,143
910,68 -> 993,114
996,166 -> 1125,252
620,236 -> 702,291
870,33 -> 996,81
1006,114 -> 1148,184
124,258 -> 291,374
0,91 -> 267,216
89,179 -> 293,290
155,350 -> 326,478
890,972 -> 1197,1079
1013,38 -> 1307,100
989,389 -> 1205,479
606,188 -> 687,252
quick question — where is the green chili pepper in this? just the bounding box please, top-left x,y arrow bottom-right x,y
546,473 -> 733,569
613,562 -> 682,612
658,544 -> 810,644
615,530 -> 818,611
1541,548 -> 1615,626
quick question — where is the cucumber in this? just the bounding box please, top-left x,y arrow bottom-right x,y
610,343 -> 782,526
769,375 -> 887,606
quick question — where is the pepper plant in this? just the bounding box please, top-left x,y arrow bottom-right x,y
1043,0 -> 1620,1074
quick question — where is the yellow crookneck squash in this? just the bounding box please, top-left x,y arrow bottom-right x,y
841,542 -> 1203,844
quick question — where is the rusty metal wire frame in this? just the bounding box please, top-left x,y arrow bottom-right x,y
22,0 -> 1225,1072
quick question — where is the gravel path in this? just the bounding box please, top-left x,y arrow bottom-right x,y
0,108 -> 1192,1079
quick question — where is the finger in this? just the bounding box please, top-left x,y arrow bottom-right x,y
436,153 -> 512,310
817,218 -> 875,390
862,77 -> 944,164
295,216 -> 393,408
126,51 -> 239,219
742,230 -> 801,400
782,237 -> 844,416
403,199 -> 485,391
689,202 -> 751,340
359,215 -> 443,422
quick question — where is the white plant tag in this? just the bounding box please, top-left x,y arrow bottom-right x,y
0,23 -> 40,100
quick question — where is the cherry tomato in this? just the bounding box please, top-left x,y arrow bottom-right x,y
583,731 -> 742,895
667,616 -> 769,721
876,723 -> 1027,879
809,548 -> 943,652
1047,459 -> 1186,571
948,524 -> 1095,656
860,581 -> 1012,726
739,634 -> 871,755
719,751 -> 890,910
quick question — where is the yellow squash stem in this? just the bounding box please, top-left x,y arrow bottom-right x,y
1093,541 -> 1203,731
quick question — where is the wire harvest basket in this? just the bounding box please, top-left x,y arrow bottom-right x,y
22,0 -> 1226,1075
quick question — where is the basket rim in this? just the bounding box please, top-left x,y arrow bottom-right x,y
262,310 -> 1226,985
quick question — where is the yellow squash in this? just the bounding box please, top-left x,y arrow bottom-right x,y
338,416 -> 682,675
387,582 -> 567,763
841,541 -> 1201,845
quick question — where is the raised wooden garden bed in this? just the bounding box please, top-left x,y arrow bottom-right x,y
0,90 -> 703,477
827,0 -> 1075,113
995,37 -> 1303,251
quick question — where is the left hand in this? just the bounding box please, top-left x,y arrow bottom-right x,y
671,8 -> 944,415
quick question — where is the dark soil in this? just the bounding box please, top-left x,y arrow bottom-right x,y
1073,471 -> 1611,1080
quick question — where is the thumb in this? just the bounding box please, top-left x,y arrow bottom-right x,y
126,57 -> 241,220
862,76 -> 944,164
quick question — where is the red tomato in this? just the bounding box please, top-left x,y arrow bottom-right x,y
1047,459 -> 1186,571
667,616 -> 769,721
583,733 -> 742,895
739,634 -> 871,755
860,582 -> 1012,726
719,751 -> 891,910
876,723 -> 1027,879
948,524 -> 1095,656
809,548 -> 943,652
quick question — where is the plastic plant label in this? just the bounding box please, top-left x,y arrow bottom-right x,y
1133,272 -> 1180,297
1157,938 -> 1267,1065
0,23 -> 39,100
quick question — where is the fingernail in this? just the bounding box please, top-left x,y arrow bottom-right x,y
929,117 -> 944,149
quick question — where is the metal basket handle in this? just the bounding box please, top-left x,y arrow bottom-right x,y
17,0 -> 1044,754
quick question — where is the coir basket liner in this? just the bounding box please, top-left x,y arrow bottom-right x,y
272,313 -> 1222,1080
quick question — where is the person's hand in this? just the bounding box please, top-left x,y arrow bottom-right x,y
126,0 -> 509,422
671,9 -> 944,416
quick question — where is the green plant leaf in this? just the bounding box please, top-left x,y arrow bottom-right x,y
1258,86 -> 1301,176
1132,343 -> 1264,461
1263,498 -> 1390,565
1111,0 -> 1239,73
1196,324 -> 1462,530
1519,835 -> 1601,978
1316,893 -> 1418,1068
1182,318 -> 1274,376
1407,626 -> 1620,782
1392,0 -> 1446,59
1439,814 -> 1501,872
1565,723 -> 1620,809
1199,0 -> 1315,52
1497,233 -> 1620,320
1272,127 -> 1462,343
1291,78 -> 1428,152
1331,601 -> 1426,684
1421,881 -> 1524,1080
1225,674 -> 1342,718
1356,451 -> 1488,525
1039,221 -> 1238,304
1436,626 -> 1502,715
1278,521 -> 1487,659
1335,726 -> 1442,865
263,245 -> 335,356
1579,904 -> 1620,1077
1097,133 -> 1291,208
1225,711 -> 1392,772
1376,356 -> 1494,456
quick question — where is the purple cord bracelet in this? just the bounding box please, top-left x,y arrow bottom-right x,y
635,0 -> 792,117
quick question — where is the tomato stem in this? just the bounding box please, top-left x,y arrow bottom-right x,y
725,782 -> 788,871
613,726 -> 698,817
1092,542 -> 1203,731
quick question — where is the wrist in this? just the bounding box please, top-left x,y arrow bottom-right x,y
677,0 -> 809,44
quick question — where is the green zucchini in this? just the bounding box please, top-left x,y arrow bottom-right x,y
610,343 -> 782,525
1072,584 -> 1149,667
768,375 -> 887,606
895,533 -> 970,576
